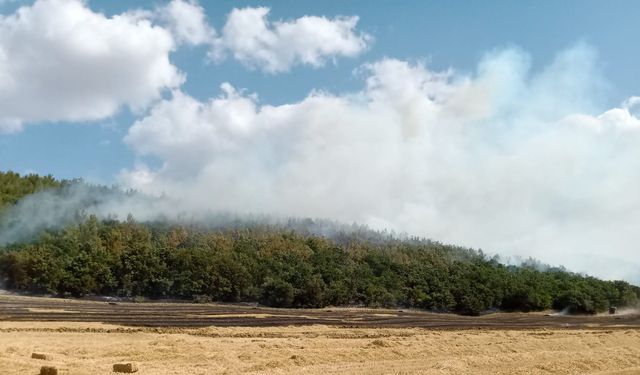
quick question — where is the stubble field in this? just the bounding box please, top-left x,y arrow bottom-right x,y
1,295 -> 639,374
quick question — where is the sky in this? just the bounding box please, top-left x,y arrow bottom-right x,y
1,0 -> 639,283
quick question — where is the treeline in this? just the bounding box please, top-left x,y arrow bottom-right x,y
0,171 -> 67,209
1,216 -> 638,315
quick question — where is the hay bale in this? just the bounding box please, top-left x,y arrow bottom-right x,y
32,352 -> 53,360
39,366 -> 69,375
113,363 -> 139,373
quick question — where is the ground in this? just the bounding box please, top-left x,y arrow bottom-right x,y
0,295 -> 639,374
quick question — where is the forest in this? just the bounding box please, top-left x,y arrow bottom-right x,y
0,171 -> 65,207
0,171 -> 638,315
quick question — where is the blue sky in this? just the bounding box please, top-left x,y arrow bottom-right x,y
1,0 -> 639,182
1,0 -> 640,281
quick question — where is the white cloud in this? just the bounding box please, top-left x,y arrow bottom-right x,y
0,0 -> 372,133
0,0 -> 183,133
158,0 -> 214,46
0,1 -> 635,283
211,7 -> 371,73
122,44 -> 640,283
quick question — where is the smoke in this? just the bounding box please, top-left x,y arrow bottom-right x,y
0,182 -> 402,247
601,308 -> 640,317
113,44 -> 640,284
2,43 -> 640,285
0,184 -> 160,245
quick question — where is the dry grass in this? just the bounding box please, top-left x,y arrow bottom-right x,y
0,322 -> 639,374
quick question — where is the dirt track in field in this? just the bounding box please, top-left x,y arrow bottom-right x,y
0,294 -> 639,329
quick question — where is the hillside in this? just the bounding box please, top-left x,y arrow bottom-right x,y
0,171 -> 66,209
0,171 -> 638,315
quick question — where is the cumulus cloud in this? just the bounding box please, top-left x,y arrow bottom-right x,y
121,44 -> 640,283
210,7 -> 371,73
0,0 -> 183,132
153,3 -> 371,72
157,0 -> 214,46
0,0 -> 372,133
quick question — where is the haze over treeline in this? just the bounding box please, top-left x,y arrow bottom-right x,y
2,0 -> 640,292
0,171 -> 638,315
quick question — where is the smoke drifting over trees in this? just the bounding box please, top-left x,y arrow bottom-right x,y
120,46 -> 640,284
0,172 -> 638,315
2,1 -> 639,284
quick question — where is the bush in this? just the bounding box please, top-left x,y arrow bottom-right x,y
192,294 -> 213,304
260,278 -> 295,308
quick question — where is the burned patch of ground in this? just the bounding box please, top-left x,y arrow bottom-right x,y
1,295 -> 639,330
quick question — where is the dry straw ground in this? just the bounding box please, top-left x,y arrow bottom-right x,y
1,322 -> 639,374
0,295 -> 639,374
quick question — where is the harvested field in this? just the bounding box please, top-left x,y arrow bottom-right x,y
1,294 -> 639,329
0,295 -> 639,374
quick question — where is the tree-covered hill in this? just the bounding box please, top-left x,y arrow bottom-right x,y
0,171 -> 67,209
1,216 -> 638,315
0,171 -> 638,315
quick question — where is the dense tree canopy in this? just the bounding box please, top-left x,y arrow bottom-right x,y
0,217 -> 637,315
0,171 -> 638,315
0,171 -> 66,209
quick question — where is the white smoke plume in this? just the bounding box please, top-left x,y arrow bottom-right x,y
0,182 -> 398,247
0,184 -> 162,245
118,44 -> 640,284
0,1 -> 638,285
